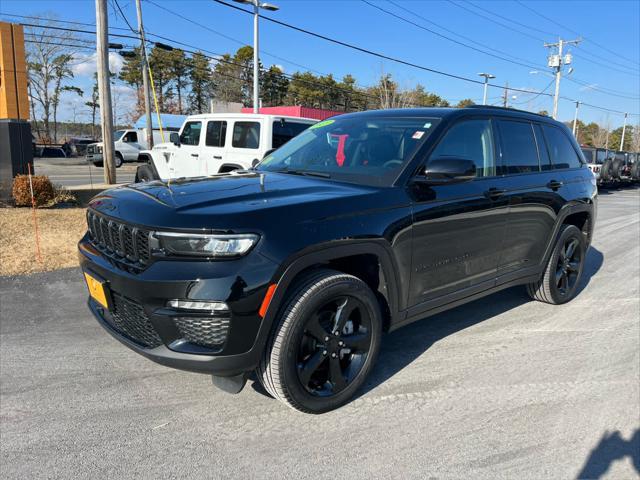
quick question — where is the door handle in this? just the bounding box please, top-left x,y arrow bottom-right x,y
484,187 -> 507,200
213,155 -> 222,160
547,180 -> 563,190
191,153 -> 199,158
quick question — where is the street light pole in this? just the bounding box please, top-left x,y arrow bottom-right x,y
478,73 -> 495,105
620,112 -> 628,151
572,101 -> 580,136
253,2 -> 259,114
136,0 -> 153,149
234,0 -> 279,114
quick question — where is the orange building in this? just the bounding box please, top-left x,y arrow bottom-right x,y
0,21 -> 30,120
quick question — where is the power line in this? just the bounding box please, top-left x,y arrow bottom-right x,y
446,0 -> 639,76
112,0 -> 137,33
5,10 -> 638,118
211,0 -> 553,96
515,0 -> 640,66
361,0 -> 545,71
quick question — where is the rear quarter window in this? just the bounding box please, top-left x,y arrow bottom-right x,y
541,124 -> 582,169
232,121 -> 260,149
272,121 -> 313,149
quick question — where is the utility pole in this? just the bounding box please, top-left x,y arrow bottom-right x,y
620,112 -> 628,151
478,73 -> 495,105
502,82 -> 509,108
572,101 -> 580,136
544,37 -> 581,120
96,0 -> 116,184
136,0 -> 153,150
233,1 -> 279,113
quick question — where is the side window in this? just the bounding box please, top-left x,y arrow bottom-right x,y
596,149 -> 607,165
272,121 -> 312,149
123,131 -> 138,143
498,120 -> 540,174
581,148 -> 594,164
541,124 -> 582,169
232,121 -> 260,149
206,121 -> 227,147
429,119 -> 495,177
179,121 -> 202,146
533,124 -> 552,171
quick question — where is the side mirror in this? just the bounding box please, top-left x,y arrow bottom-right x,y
263,148 -> 276,159
413,157 -> 476,186
169,132 -> 180,146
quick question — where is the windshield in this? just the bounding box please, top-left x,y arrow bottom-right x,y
113,130 -> 126,141
257,116 -> 440,186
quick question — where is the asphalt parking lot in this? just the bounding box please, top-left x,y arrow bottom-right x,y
1,188 -> 638,479
33,157 -> 138,187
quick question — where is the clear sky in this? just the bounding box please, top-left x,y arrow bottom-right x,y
2,0 -> 639,127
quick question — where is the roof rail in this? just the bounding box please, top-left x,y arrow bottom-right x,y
464,104 -> 550,118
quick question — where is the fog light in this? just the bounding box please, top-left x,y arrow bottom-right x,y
167,300 -> 229,312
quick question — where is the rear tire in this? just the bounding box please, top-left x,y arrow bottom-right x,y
257,269 -> 382,413
611,158 -> 623,180
115,152 -> 123,168
600,159 -> 613,182
526,224 -> 585,305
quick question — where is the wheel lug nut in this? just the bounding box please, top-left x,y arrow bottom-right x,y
338,341 -> 344,346
331,353 -> 337,358
322,350 -> 327,356
324,336 -> 329,342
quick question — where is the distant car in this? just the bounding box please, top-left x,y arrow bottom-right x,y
86,129 -> 172,168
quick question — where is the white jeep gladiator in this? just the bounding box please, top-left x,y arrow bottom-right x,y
135,113 -> 316,181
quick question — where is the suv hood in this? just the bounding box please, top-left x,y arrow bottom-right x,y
88,171 -> 384,230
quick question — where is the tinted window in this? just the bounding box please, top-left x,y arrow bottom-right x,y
541,124 -> 582,169
206,121 -> 227,147
180,121 -> 202,146
596,149 -> 607,165
615,151 -> 625,162
258,116 -> 440,187
581,148 -> 595,164
232,121 -> 260,149
272,121 -> 312,149
534,124 -> 552,171
122,131 -> 138,143
498,120 -> 540,174
429,119 -> 495,177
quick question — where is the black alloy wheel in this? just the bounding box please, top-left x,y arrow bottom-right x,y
527,224 -> 586,305
257,269 -> 382,413
296,296 -> 372,396
555,237 -> 582,298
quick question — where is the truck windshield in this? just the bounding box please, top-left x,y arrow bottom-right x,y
257,116 -> 440,186
113,130 -> 126,141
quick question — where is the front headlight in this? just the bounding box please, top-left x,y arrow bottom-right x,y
154,232 -> 259,257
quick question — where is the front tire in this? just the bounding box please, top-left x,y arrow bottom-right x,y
527,224 -> 585,304
135,164 -> 156,182
257,269 -> 382,413
114,152 -> 123,168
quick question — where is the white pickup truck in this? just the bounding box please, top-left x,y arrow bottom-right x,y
135,113 -> 317,181
86,129 -> 167,168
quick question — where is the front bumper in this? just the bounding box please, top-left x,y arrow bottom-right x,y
86,153 -> 104,163
79,234 -> 278,376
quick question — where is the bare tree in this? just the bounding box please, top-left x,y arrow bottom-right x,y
25,17 -> 79,143
631,124 -> 640,153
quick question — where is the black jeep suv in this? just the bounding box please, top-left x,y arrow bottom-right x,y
79,106 -> 597,413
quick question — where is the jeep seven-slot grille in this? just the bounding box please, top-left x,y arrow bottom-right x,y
107,293 -> 163,348
87,210 -> 151,269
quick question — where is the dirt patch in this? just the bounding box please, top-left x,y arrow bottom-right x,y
0,207 -> 86,276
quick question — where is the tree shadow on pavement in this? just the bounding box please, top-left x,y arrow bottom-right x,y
358,245 -> 604,397
576,429 -> 639,479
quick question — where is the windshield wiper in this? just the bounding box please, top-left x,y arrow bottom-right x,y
278,169 -> 331,179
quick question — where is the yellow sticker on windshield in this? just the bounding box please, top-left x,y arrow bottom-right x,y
309,119 -> 335,130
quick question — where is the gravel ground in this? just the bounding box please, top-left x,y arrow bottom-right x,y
1,187 -> 638,479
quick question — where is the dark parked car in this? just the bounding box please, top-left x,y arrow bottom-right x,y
79,106 -> 597,413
